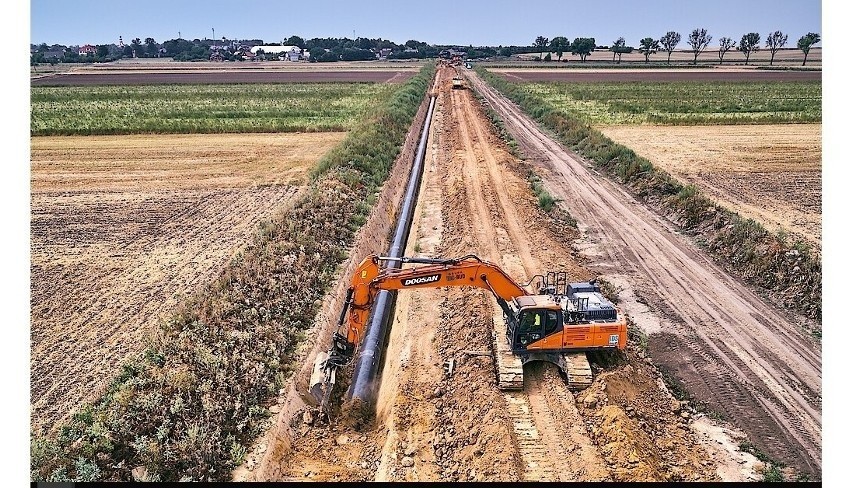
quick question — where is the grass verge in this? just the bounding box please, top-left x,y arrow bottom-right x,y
477,67 -> 820,321
31,63 -> 435,482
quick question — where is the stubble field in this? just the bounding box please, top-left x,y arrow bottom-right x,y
30,132 -> 345,433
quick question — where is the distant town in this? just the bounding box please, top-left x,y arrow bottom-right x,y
29,35 -> 525,64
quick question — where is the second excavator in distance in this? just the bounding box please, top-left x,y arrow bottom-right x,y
310,254 -> 627,412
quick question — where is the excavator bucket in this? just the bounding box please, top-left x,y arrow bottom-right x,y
308,351 -> 333,407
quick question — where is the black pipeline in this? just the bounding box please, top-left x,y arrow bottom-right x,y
345,94 -> 437,408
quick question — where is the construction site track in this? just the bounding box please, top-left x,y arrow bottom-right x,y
467,69 -> 822,476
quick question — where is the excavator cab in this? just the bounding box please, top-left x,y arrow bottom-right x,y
506,296 -> 563,352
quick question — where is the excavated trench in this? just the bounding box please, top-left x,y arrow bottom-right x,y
233,66 -> 766,482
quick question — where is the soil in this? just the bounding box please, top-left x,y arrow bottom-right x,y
598,124 -> 822,247
241,66 -> 761,482
30,71 -> 416,86
30,132 -> 342,434
469,70 -> 822,477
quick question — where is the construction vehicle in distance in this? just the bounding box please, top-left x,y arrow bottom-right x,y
311,254 -> 627,412
451,66 -> 465,89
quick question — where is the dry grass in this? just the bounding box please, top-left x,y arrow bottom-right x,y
597,124 -> 821,245
30,132 -> 343,434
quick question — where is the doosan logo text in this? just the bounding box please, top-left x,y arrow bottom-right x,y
402,274 -> 441,286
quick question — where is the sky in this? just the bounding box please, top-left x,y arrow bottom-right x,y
30,0 -> 824,48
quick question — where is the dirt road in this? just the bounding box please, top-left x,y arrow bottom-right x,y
468,70 -> 822,476
244,66 -> 736,482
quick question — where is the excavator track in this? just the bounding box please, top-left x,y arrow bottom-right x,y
562,352 -> 593,391
491,315 -> 524,390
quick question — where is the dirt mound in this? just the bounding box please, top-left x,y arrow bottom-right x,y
577,356 -> 719,482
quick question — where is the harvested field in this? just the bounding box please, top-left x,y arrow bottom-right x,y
493,69 -> 821,83
597,124 -> 822,246
30,70 -> 416,86
30,132 -> 344,434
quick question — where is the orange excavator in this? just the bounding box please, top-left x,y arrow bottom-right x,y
310,254 -> 627,411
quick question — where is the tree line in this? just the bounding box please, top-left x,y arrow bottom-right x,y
31,30 -> 821,66
531,30 -> 821,65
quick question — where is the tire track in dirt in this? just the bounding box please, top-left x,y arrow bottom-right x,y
451,79 -> 611,481
470,70 -> 822,475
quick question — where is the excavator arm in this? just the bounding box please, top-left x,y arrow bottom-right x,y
311,254 -> 528,409
339,254 -> 527,348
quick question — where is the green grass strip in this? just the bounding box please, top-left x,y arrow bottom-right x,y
478,67 -> 820,322
31,63 -> 435,482
519,81 -> 821,125
31,83 -> 396,135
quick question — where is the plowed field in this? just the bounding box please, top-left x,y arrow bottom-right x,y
30,132 -> 344,434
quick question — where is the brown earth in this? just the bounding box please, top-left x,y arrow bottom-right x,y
30,132 -> 343,434
598,124 -> 822,247
493,69 -> 821,82
238,65 -> 756,483
30,70 -> 416,86
469,70 -> 822,477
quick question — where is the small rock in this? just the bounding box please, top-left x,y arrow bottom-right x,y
670,400 -> 681,414
302,410 -> 314,425
401,456 -> 415,467
132,466 -> 150,482
404,445 -> 417,457
583,395 -> 598,409
680,411 -> 690,419
269,405 -> 281,414
361,461 -> 369,469
336,434 -> 349,445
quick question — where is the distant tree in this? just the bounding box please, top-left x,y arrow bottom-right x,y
550,36 -> 569,61
534,36 -> 549,60
309,47 -> 326,62
130,37 -> 143,57
96,44 -> 110,58
638,37 -> 660,63
797,32 -> 821,65
36,42 -> 49,53
765,30 -> 788,65
286,35 -> 305,48
123,45 -> 133,57
686,28 -> 712,64
738,32 -> 761,65
718,37 -> 735,64
659,31 -> 681,64
570,37 -> 596,62
499,46 -> 513,57
544,52 -> 551,61
145,38 -> 158,57
610,37 -> 628,62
